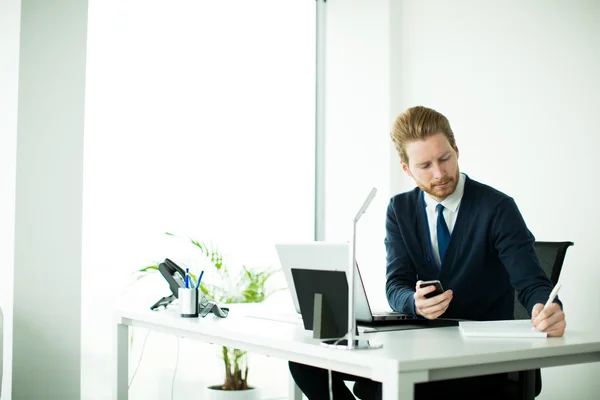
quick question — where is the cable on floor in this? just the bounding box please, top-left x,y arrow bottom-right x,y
128,330 -> 151,388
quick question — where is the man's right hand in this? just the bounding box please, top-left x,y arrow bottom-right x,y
414,280 -> 453,320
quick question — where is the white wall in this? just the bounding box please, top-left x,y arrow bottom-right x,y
0,0 -> 20,397
12,0 -> 88,398
324,0 -> 392,310
390,1 -> 600,398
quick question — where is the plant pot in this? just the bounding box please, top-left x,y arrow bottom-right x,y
204,385 -> 260,400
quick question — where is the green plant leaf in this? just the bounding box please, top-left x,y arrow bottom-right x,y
136,233 -> 285,390
138,265 -> 160,272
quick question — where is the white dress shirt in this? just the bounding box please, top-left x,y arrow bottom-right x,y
423,173 -> 466,266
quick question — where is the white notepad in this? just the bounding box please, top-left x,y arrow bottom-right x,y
459,320 -> 547,338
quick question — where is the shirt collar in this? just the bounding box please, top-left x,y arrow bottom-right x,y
423,173 -> 466,213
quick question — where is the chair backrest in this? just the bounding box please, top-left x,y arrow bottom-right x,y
514,241 -> 573,320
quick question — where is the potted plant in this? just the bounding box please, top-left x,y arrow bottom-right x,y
136,232 -> 282,399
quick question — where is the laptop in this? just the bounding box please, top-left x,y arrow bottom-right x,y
275,241 -> 417,324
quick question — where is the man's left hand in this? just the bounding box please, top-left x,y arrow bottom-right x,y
531,303 -> 566,337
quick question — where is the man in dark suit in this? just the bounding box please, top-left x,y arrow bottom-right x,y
289,106 -> 566,399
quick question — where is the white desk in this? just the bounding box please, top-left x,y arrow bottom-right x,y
115,305 -> 600,400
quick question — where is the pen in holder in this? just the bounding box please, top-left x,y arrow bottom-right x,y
178,287 -> 199,318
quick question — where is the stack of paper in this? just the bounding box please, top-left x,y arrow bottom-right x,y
459,320 -> 547,338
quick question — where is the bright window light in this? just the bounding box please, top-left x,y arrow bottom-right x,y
82,1 -> 315,398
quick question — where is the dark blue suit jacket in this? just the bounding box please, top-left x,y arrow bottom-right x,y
385,175 -> 558,321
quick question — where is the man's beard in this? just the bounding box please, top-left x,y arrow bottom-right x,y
416,170 -> 460,200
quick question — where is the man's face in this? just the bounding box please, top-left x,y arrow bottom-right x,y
401,133 -> 460,202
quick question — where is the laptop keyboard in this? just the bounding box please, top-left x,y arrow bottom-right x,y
372,309 -> 405,316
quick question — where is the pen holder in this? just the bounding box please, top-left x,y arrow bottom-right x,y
178,288 -> 199,318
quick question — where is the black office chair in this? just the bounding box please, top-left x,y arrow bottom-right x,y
510,241 -> 574,399
352,241 -> 574,400
513,241 -> 573,319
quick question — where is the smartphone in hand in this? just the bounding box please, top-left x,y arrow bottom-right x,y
419,280 -> 444,299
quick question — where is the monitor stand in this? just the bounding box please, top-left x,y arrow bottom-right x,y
313,293 -> 382,350
321,339 -> 382,350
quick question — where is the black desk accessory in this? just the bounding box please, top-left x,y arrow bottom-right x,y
149,258 -> 229,318
150,258 -> 186,310
150,294 -> 177,310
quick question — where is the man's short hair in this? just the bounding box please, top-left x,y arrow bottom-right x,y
391,106 -> 457,164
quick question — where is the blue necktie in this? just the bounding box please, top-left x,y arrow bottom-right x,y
436,204 -> 450,266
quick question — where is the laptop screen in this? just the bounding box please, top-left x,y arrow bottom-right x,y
275,241 -> 376,322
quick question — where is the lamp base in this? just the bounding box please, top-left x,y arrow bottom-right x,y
320,339 -> 383,350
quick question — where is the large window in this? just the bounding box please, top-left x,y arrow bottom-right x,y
82,1 -> 315,398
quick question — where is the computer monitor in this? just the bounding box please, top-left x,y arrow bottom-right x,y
276,241 -> 416,324
291,268 -> 349,339
276,241 -> 353,310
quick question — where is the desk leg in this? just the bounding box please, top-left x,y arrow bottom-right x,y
288,371 -> 303,400
114,322 -> 129,400
381,369 -> 427,400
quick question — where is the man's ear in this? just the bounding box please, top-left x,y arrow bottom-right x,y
454,145 -> 459,159
401,161 -> 413,177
